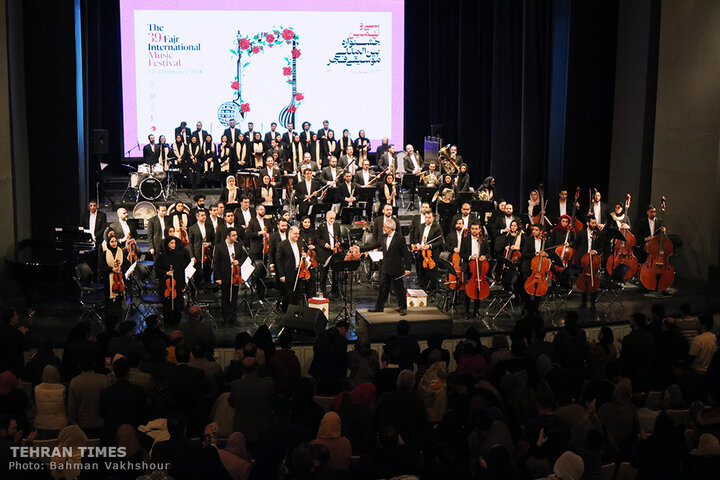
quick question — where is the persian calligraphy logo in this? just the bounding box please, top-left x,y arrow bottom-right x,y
217,28 -> 304,128
327,23 -> 381,67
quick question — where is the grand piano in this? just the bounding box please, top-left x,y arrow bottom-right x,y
5,227 -> 96,309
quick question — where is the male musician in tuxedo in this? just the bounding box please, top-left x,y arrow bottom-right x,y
316,210 -> 343,298
174,121 -> 191,144
208,204 -> 223,236
338,145 -> 357,170
84,200 -> 107,246
449,144 -> 463,165
268,218 -> 289,274
213,227 -> 247,324
446,218 -> 466,257
147,204 -> 168,256
192,121 -> 209,145
460,221 -> 491,318
276,225 -> 313,309
317,119 -> 333,145
281,122 -> 295,146
188,194 -> 206,227
574,215 -> 606,311
246,204 -> 273,261
409,201 -> 432,243
298,152 -> 321,177
377,144 -> 397,171
337,171 -> 357,209
451,203 -> 478,234
493,203 -> 522,239
299,121 -> 313,144
548,189 -> 579,225
521,224 -> 548,278
143,134 -> 159,164
244,122 -> 257,140
189,209 -> 215,283
403,144 -> 423,175
234,196 -> 255,235
371,204 -> 398,242
354,159 -> 375,186
635,204 -> 665,263
223,119 -> 241,149
215,210 -> 237,246
264,122 -> 280,148
260,157 -> 282,185
410,211 -> 444,292
589,190 -> 609,228
321,156 -> 343,185
109,208 -> 137,246
359,218 -> 412,315
295,167 -> 322,217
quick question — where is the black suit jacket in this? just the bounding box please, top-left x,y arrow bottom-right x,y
281,131 -> 295,145
214,222 -> 237,246
299,130 -> 314,143
175,126 -> 192,141
361,232 -> 413,277
588,202 -> 610,225
403,152 -> 424,173
223,127 -> 242,146
188,222 -> 215,262
337,181 -> 357,207
460,235 -> 491,262
84,210 -> 107,244
445,230 -> 466,253
573,228 -> 607,265
295,178 -> 322,204
493,214 -> 522,237
354,169 -> 375,186
143,143 -> 159,164
268,231 -> 288,270
410,222 -> 444,250
264,130 -> 281,148
109,221 -> 138,244
191,130 -> 208,144
246,217 -> 275,256
276,239 -> 302,281
315,222 -> 343,263
147,215 -> 169,253
450,213 -> 478,232
321,166 -> 343,184
212,241 -> 247,285
377,152 -> 396,170
635,217 -> 663,242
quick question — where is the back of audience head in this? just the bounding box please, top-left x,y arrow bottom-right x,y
175,344 -> 191,363
112,357 -> 130,380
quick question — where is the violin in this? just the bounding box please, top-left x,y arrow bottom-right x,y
262,226 -> 269,255
333,235 -> 342,254
126,239 -> 138,263
464,244 -> 490,300
111,259 -> 125,294
344,246 -> 361,261
179,227 -> 189,246
524,235 -> 551,296
202,236 -> 212,269
164,266 -> 177,310
422,249 -> 436,270
606,193 -> 638,280
298,248 -> 311,280
306,238 -> 318,268
231,254 -> 243,286
576,239 -> 601,293
640,196 -> 674,291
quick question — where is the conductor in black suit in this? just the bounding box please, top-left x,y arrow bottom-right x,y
174,121 -> 191,144
213,227 -> 247,324
223,119 -> 242,149
357,218 -> 413,315
84,200 -> 107,246
143,134 -> 159,164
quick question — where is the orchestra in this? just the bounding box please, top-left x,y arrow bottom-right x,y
94,119 -> 678,326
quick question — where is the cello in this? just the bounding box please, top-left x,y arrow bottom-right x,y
524,234 -> 551,297
576,236 -> 601,294
640,196 -> 674,291
555,187 -> 581,269
606,194 -> 638,279
464,246 -> 490,300
448,232 -> 466,290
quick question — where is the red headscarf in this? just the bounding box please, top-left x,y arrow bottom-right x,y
552,214 -> 573,232
332,382 -> 376,410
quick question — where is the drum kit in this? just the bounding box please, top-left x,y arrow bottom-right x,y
124,163 -> 178,201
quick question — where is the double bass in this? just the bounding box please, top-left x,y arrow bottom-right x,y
606,194 -> 638,279
640,196 -> 674,291
464,237 -> 490,300
524,235 -> 551,297
576,232 -> 601,293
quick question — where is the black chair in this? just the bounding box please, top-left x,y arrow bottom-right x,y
74,263 -> 104,327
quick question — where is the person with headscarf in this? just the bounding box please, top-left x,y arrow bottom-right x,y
201,133 -> 217,187
419,361 -> 448,423
251,132 -> 265,168
33,365 -> 67,434
597,378 -> 639,461
218,432 -> 252,480
455,163 -> 471,192
172,134 -> 188,167
353,130 -> 370,163
99,234 -> 130,320
334,383 -> 376,455
527,189 -> 541,225
311,411 -> 352,469
220,175 -> 241,211
374,369 -> 428,450
683,433 -> 720,479
218,135 -> 232,173
49,425 -> 87,480
541,451 -> 584,480
155,236 -> 193,326
475,175 -> 495,201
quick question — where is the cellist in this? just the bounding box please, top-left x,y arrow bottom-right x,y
410,211 -> 444,293
574,215 -> 606,311
460,221 -> 491,318
550,215 -> 577,249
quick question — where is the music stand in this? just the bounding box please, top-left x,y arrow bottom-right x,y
472,200 -> 495,225
332,257 -> 362,323
263,204 -> 280,219
340,207 -> 363,225
321,187 -> 338,204
457,192 -> 473,206
355,187 -> 376,219
417,186 -> 437,206
401,173 -> 419,211
308,202 -> 331,221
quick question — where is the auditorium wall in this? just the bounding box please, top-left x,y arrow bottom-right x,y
652,0 -> 720,281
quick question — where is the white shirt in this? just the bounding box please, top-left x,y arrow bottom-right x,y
89,212 -> 97,240
386,232 -> 394,250
504,216 -> 512,229
559,201 -> 567,217
330,168 -> 337,181
305,179 -> 312,193
158,215 -> 166,239
362,170 -> 370,185
290,240 -> 300,267
210,216 -> 218,230
534,237 -> 542,254
279,231 -> 287,242
649,218 -> 656,235
240,208 -> 252,225
422,224 -> 432,244
226,241 -> 235,265
593,203 -> 601,222
462,215 -> 470,230
119,220 -> 131,239
198,221 -> 206,239
258,217 -> 265,234
410,153 -> 419,171
587,229 -> 594,251
471,237 -> 481,257
455,231 -> 463,248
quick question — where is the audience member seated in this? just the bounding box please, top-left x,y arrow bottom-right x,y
33,365 -> 67,436
68,354 -> 109,437
311,411 -> 352,469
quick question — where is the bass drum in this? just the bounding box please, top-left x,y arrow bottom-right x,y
139,176 -> 163,200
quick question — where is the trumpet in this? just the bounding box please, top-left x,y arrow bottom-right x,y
438,145 -> 459,174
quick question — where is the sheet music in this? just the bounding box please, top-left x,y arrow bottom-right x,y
184,262 -> 196,283
368,251 -> 383,262
240,257 -> 255,280
125,261 -> 138,278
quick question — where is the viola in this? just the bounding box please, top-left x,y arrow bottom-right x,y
126,239 -> 138,263
524,236 -> 551,297
262,226 -> 270,255
464,254 -> 490,300
640,196 -> 674,291
298,248 -> 311,280
576,249 -> 601,293
164,267 -> 177,310
344,248 -> 361,261
111,260 -> 125,294
448,249 -> 464,290
333,235 -> 342,254
606,193 -> 638,280
202,237 -> 212,268
421,249 -> 436,270
180,227 -> 189,246
307,238 -> 318,268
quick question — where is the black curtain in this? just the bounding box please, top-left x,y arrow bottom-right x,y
405,0 -> 553,207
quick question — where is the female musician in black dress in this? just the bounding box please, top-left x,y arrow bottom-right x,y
202,134 -> 217,187
172,134 -> 188,166
155,236 -> 192,326
186,135 -> 201,189
235,133 -> 249,171
220,175 -> 241,211
455,163 -> 471,193
324,130 -> 339,160
256,174 -> 278,207
339,129 -> 352,155
218,135 -> 232,174
382,173 -> 398,207
353,130 -> 370,163
252,132 -> 265,168
99,235 -> 130,320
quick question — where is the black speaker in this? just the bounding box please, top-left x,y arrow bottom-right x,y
280,305 -> 327,335
92,129 -> 109,154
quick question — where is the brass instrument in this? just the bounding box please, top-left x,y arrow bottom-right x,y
419,171 -> 438,186
473,188 -> 493,201
440,187 -> 455,202
438,145 -> 459,174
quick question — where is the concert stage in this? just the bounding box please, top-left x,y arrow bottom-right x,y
356,307 -> 453,341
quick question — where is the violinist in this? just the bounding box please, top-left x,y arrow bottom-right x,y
299,216 -> 317,247
411,211 -> 443,292
188,209 -> 215,283
277,225 -> 314,309
296,167 -> 322,217
409,201 -> 432,244
100,234 -> 130,320
460,221 -> 491,318
212,227 -> 247,325
214,210 -> 236,247
574,215 -> 606,311
316,210 -> 343,298
156,236 -> 193,326
246,204 -> 273,262
234,196 -> 254,232
550,216 -> 576,288
635,204 -> 665,263
109,207 -> 138,247
169,202 -> 191,246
